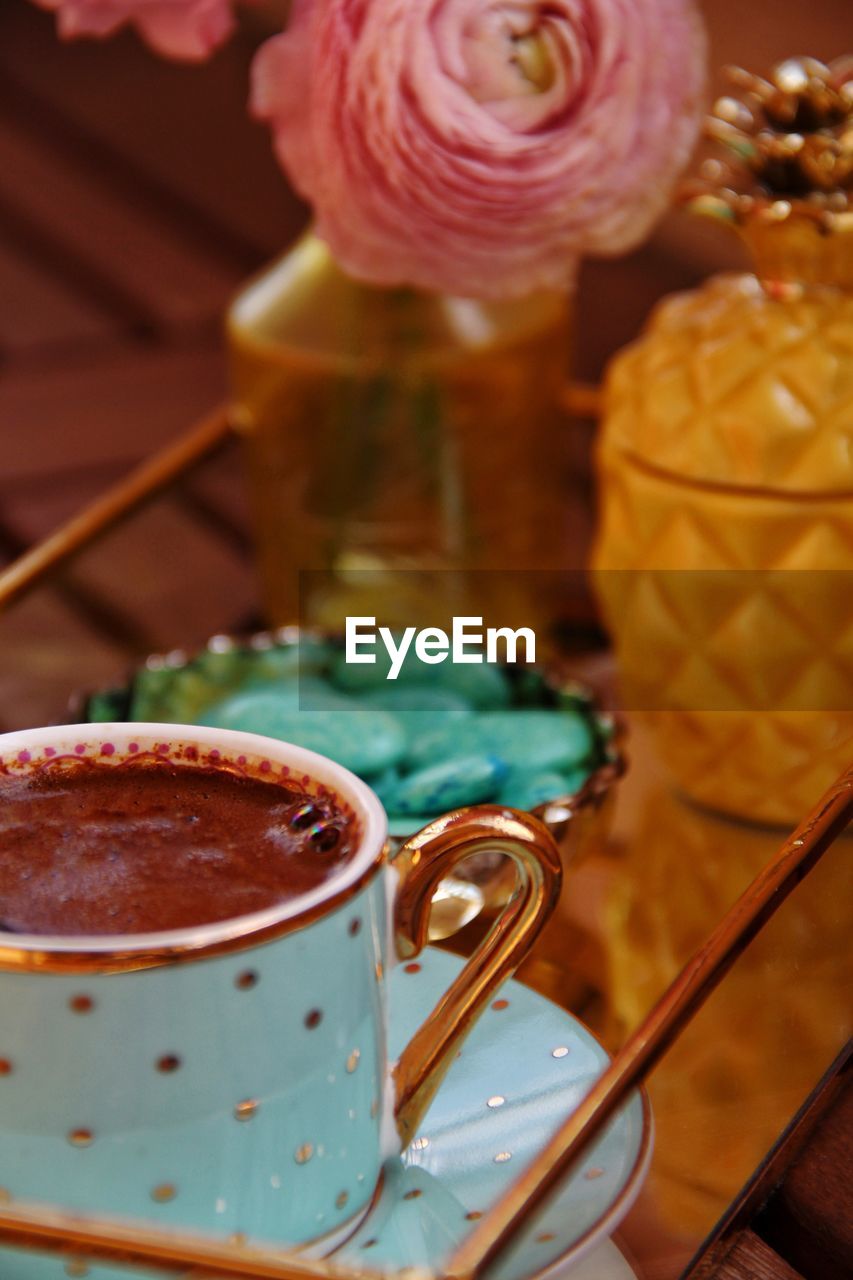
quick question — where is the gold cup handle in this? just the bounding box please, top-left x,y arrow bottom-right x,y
392,806 -> 563,1145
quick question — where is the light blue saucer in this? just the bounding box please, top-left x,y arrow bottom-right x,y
1,949 -> 649,1279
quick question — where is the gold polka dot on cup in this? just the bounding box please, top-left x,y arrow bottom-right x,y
403,1188 -> 422,1201
465,1210 -> 482,1221
235,971 -> 258,991
67,1128 -> 94,1148
0,1058 -> 12,1076
348,918 -> 362,937
346,1048 -> 361,1073
234,1099 -> 259,1122
304,1009 -> 323,1030
294,1143 -> 314,1165
487,1095 -> 505,1109
69,995 -> 94,1015
491,999 -> 509,1012
494,1151 -> 512,1164
151,1183 -> 177,1203
551,1046 -> 569,1059
536,1232 -> 556,1244
156,1054 -> 181,1073
585,1166 -> 605,1180
335,1190 -> 349,1210
362,1238 -> 379,1250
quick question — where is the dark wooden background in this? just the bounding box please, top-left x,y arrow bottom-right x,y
0,0 -> 850,729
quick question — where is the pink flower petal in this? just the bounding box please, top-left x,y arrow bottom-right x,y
35,0 -> 237,61
253,0 -> 707,298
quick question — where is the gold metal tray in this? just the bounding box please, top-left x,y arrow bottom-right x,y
0,397 -> 850,1279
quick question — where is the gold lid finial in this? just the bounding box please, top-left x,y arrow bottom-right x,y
684,56 -> 853,289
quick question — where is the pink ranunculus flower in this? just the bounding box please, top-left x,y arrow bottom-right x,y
252,0 -> 707,298
35,0 -> 236,60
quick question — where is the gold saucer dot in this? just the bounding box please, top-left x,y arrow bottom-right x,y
585,1167 -> 605,1180
0,1059 -> 12,1076
151,1183 -> 177,1203
68,1128 -> 94,1148
157,1054 -> 181,1073
404,962 -> 421,974
494,1151 -> 512,1164
535,1233 -> 555,1244
235,971 -> 258,991
403,1188 -> 422,1200
465,1211 -> 482,1221
69,995 -> 94,1015
487,1095 -> 505,1109
551,1046 -> 569,1059
491,999 -> 509,1012
305,1009 -> 323,1030
335,1190 -> 349,1210
295,1143 -> 314,1165
346,1049 -> 361,1073
234,1099 -> 259,1122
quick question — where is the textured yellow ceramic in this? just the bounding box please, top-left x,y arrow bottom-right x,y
594,57 -> 853,825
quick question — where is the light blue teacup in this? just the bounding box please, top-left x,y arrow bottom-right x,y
0,723 -> 561,1250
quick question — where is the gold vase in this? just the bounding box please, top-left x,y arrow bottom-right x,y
227,232 -> 574,637
593,58 -> 853,826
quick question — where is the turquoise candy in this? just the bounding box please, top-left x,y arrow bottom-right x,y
200,694 -> 406,777
356,686 -> 473,737
329,646 -> 511,708
388,754 -> 508,815
329,647 -> 401,691
212,677 -> 351,713
408,709 -> 595,773
286,677 -> 357,711
370,767 -> 403,809
430,662 -> 511,709
242,638 -> 333,684
498,767 -> 590,811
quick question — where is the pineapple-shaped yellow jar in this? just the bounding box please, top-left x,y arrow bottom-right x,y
594,58 -> 853,826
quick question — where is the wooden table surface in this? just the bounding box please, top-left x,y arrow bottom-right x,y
0,3 -> 849,1277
